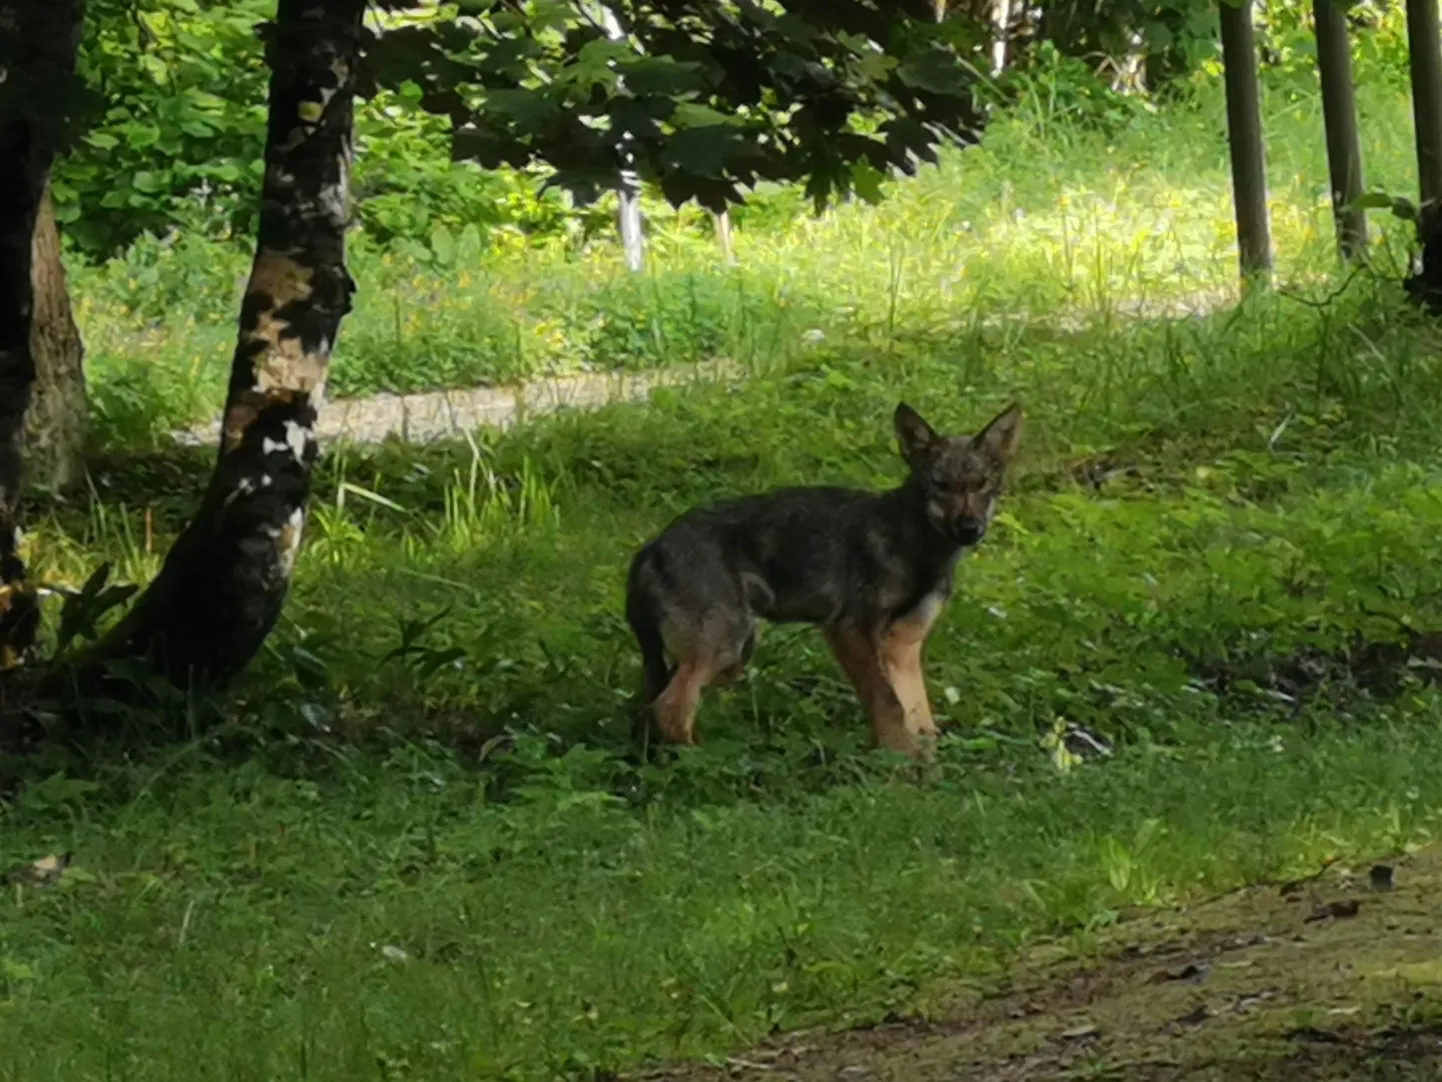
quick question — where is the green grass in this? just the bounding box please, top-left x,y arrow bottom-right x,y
5,721 -> 1442,1080
10,66 -> 1442,1080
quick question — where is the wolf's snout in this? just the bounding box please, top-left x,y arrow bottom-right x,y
951,520 -> 985,546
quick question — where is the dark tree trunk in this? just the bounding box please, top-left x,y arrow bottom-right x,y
1408,0 -> 1442,205
1405,0 -> 1442,311
26,180 -> 88,494
1314,0 -> 1367,263
1219,0 -> 1273,285
0,1 -> 86,669
79,0 -> 362,690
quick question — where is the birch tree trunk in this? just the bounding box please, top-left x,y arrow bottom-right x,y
599,5 -> 646,273
81,0 -> 364,689
991,0 -> 1011,76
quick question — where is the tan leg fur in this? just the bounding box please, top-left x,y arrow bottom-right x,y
824,624 -> 918,755
880,598 -> 943,753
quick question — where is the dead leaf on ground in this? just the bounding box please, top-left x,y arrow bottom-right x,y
2,851 -> 71,887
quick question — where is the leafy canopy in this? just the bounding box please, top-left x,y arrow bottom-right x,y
362,0 -> 988,212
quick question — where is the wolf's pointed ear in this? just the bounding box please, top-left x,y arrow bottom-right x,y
894,402 -> 941,469
974,402 -> 1023,464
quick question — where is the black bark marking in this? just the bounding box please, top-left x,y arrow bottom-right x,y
79,0 -> 364,690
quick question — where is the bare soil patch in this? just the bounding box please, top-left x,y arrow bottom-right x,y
646,847 -> 1442,1081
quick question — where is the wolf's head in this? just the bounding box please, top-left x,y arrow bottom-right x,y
893,401 -> 1023,547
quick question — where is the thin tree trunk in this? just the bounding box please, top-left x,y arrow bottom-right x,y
714,210 -> 735,265
78,0 -> 363,690
617,170 -> 645,273
26,180 -> 88,493
1314,0 -> 1367,263
1409,0 -> 1442,206
1219,0 -> 1273,285
600,5 -> 646,273
1405,0 -> 1442,311
991,0 -> 1011,76
0,1 -> 86,670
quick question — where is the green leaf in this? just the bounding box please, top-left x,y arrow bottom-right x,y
188,91 -> 231,113
671,102 -> 735,129
897,48 -> 969,95
853,50 -> 900,83
1348,191 -> 1400,210
131,170 -> 168,194
127,123 -> 162,149
430,223 -> 456,265
457,222 -> 484,262
1349,191 -> 1419,221
1143,20 -> 1174,51
560,39 -> 628,95
665,127 -> 735,180
484,89 -> 560,130
851,159 -> 886,205
616,56 -> 708,97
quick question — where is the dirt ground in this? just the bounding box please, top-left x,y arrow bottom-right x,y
647,847 -> 1442,1081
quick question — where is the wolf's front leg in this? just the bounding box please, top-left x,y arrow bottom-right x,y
879,604 -> 942,752
824,625 -> 930,758
882,637 -> 938,745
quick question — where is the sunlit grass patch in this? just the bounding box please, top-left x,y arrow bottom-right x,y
68,78 -> 1425,452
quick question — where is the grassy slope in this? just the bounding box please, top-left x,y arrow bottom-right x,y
6,72 -> 1442,1079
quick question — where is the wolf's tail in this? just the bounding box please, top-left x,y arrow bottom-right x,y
625,548 -> 674,704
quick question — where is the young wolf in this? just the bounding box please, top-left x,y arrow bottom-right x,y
625,400 -> 1023,758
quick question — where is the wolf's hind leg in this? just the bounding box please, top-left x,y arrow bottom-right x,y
653,613 -> 754,746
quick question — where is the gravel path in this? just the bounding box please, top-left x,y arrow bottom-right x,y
171,359 -> 741,449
